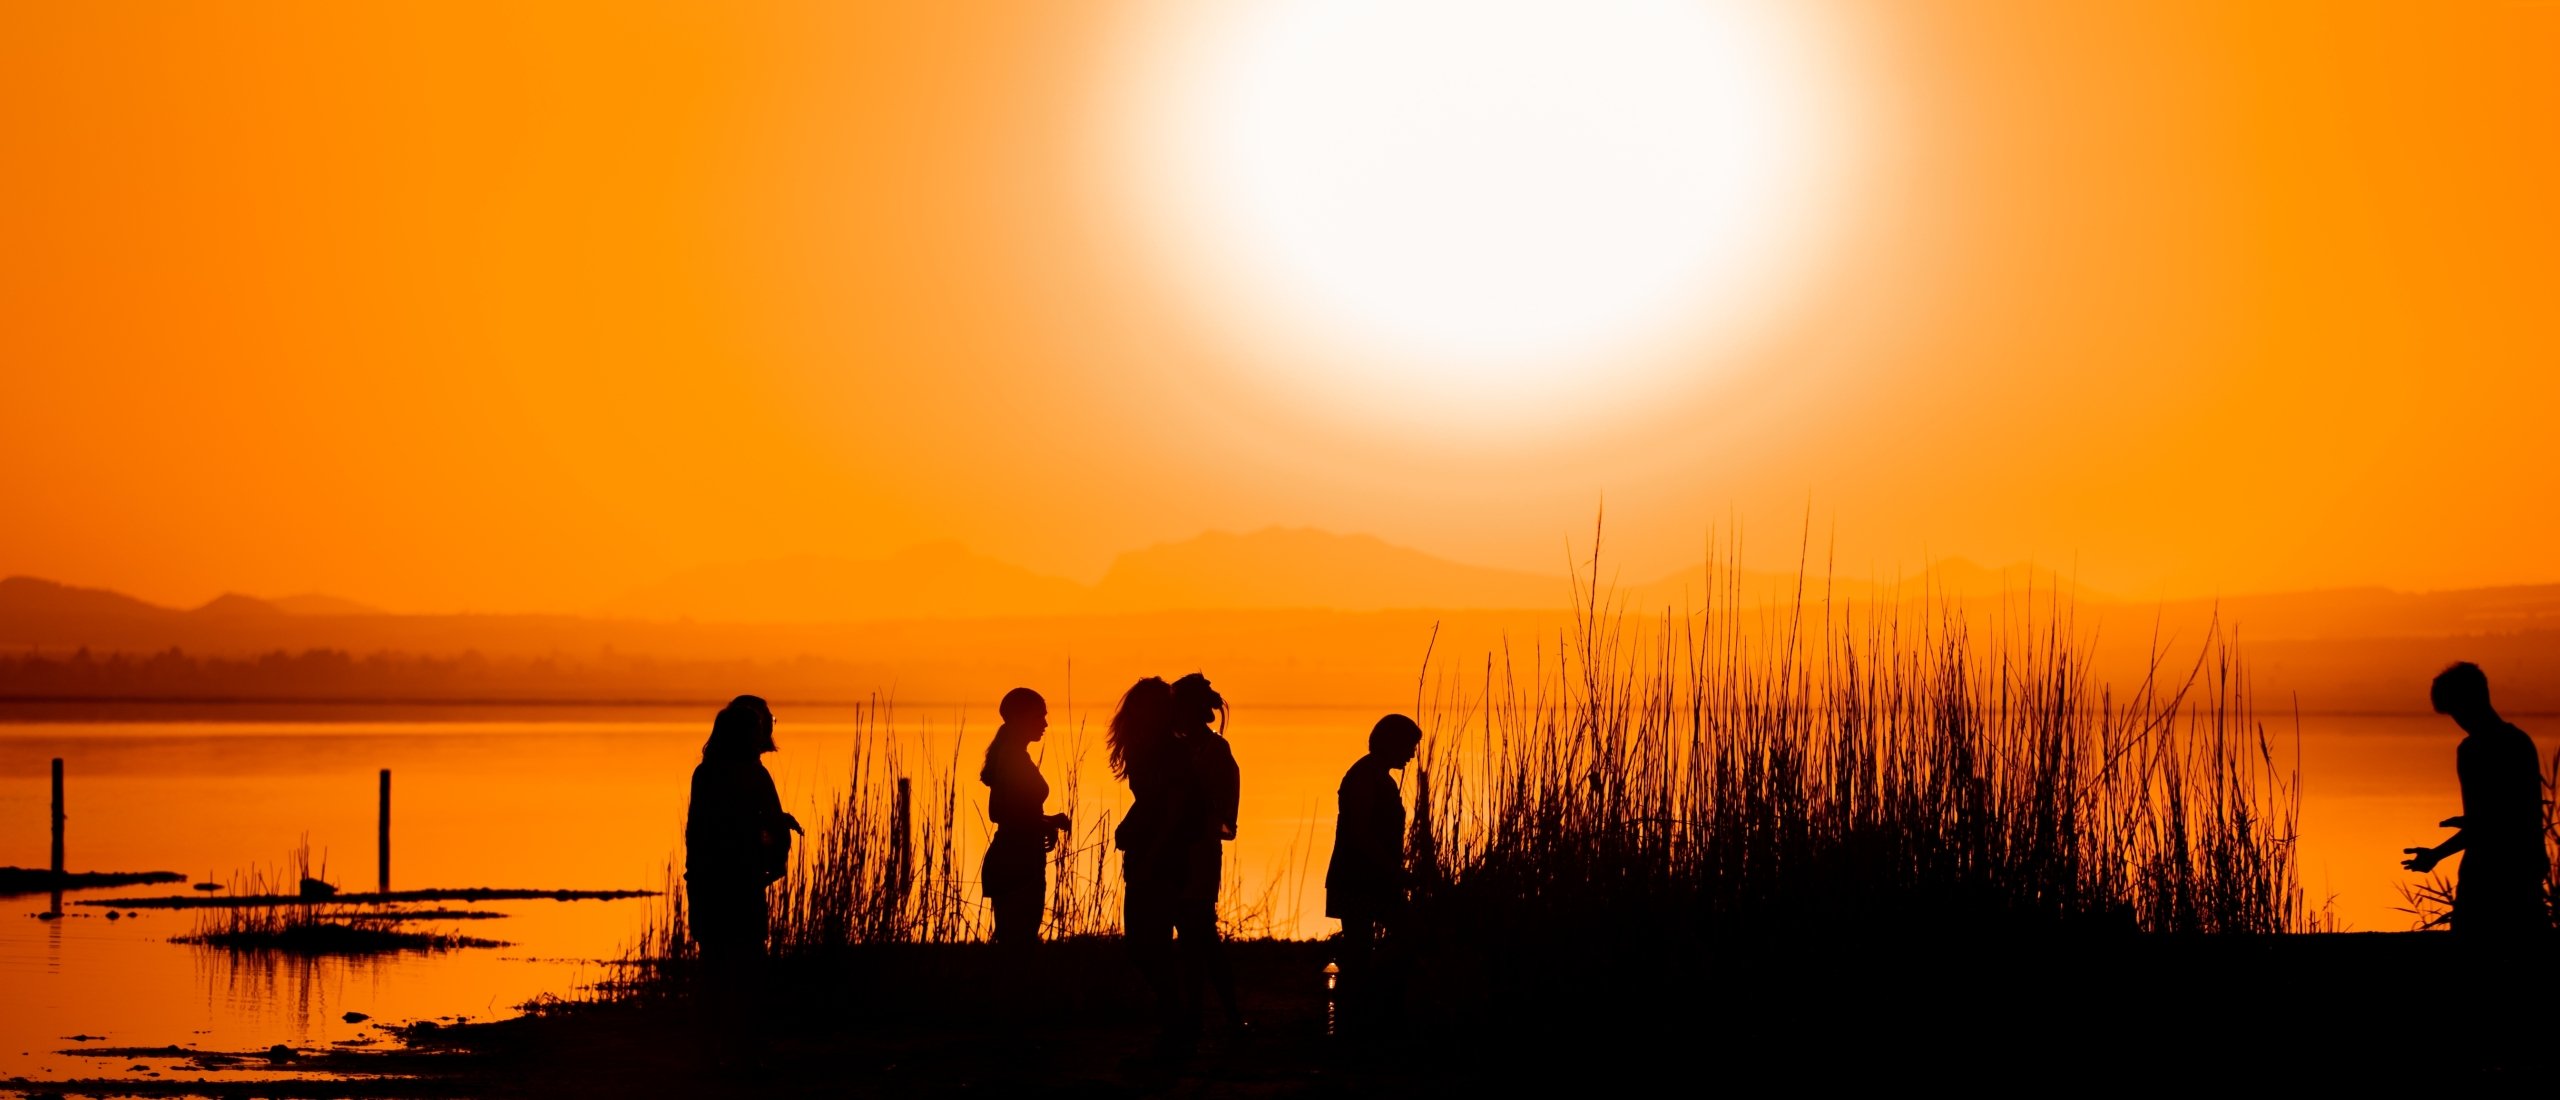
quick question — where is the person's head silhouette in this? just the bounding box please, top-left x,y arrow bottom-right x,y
1171,673 -> 1225,734
999,687 -> 1049,741
2430,662 -> 2494,724
1369,713 -> 1422,769
703,694 -> 776,759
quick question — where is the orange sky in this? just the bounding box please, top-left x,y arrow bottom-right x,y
5,2 -> 2555,614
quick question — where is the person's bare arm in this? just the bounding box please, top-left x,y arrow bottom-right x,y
2403,816 -> 2467,872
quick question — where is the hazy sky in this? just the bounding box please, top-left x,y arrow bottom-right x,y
5,2 -> 2555,613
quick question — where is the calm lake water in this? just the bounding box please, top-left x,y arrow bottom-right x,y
0,704 -> 1377,1084
0,705 -> 2497,1083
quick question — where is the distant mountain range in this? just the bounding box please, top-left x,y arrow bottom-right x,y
11,528 -> 2560,712
596,527 -> 2091,624
9,526 -> 2558,635
0,577 -> 382,637
602,542 -> 1089,622
602,528 -> 1586,621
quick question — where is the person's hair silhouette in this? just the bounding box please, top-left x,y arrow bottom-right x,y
1107,677 -> 1187,1051
1326,713 -> 1421,1041
685,695 -> 803,961
2403,662 -> 2551,935
980,688 -> 1068,947
1107,677 -> 1173,783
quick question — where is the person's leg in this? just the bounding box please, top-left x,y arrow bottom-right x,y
2455,866 -> 2552,937
1374,906 -> 1407,1039
1336,916 -> 1376,1039
690,885 -> 767,1069
1177,898 -> 1240,1028
993,892 -> 1041,946
1124,875 -> 1184,1051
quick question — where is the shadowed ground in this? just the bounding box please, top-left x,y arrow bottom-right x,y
17,933 -> 2543,1097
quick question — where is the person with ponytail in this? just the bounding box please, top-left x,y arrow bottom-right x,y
1167,672 -> 1244,1039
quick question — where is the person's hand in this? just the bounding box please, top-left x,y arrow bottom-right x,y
2438,816 -> 2465,829
1042,832 -> 1058,854
1047,812 -> 1071,832
2403,846 -> 2443,873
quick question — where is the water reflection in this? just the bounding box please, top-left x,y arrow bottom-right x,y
195,947 -> 352,1042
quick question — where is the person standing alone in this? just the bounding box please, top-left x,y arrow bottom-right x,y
2403,662 -> 2552,935
685,694 -> 802,961
1326,714 -> 1420,1039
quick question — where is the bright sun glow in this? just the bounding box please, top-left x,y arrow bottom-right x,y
1111,0 -> 1863,435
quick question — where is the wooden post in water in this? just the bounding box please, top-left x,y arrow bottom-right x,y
892,777 -> 912,900
48,758 -> 65,916
50,758 -> 65,878
378,769 -> 392,894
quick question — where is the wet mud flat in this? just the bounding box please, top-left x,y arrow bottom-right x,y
0,869 -> 185,897
76,888 -> 654,911
11,932 -> 2546,1098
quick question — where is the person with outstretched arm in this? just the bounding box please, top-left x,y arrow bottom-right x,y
2402,662 -> 2551,935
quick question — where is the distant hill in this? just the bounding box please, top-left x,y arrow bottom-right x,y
602,542 -> 1086,622
608,528 -> 1605,620
0,578 -> 390,648
0,576 -> 167,627
1095,528 -> 1569,612
191,593 -> 288,618
268,593 -> 385,616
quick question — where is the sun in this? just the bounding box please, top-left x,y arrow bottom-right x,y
1106,0 -> 1864,438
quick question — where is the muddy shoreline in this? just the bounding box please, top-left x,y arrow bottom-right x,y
8,933 -> 2551,1097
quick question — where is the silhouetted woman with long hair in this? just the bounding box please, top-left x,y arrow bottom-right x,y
1168,673 -> 1243,1037
1108,677 -> 1183,1047
981,687 -> 1069,946
685,694 -> 802,961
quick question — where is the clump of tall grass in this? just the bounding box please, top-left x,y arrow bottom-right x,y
178,842 -> 506,955
1410,538 -> 2304,936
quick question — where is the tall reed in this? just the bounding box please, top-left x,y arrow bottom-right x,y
1410,539 -> 2304,935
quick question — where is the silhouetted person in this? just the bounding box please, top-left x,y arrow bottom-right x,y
1327,714 -> 1419,1040
981,687 -> 1069,946
685,695 -> 803,961
1109,677 -> 1184,1051
2403,663 -> 2551,936
1168,672 -> 1243,1038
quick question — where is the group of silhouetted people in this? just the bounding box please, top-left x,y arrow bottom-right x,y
679,659 -> 2551,1057
1106,674 -> 1246,1052
680,673 -> 1425,1054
